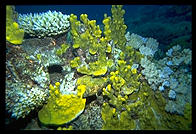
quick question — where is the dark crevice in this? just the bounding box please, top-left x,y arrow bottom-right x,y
48,64 -> 63,74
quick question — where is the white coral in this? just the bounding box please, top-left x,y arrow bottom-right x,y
18,10 -> 70,38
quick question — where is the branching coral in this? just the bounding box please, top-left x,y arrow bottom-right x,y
69,13 -> 112,76
69,5 -> 127,77
6,5 -> 24,45
101,60 -> 143,129
18,11 -> 70,38
110,5 -> 127,50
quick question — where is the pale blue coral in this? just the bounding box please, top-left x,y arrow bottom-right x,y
168,89 -> 176,99
166,61 -> 173,66
18,10 -> 70,38
126,33 -> 158,57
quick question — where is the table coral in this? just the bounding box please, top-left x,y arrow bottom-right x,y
18,11 -> 70,38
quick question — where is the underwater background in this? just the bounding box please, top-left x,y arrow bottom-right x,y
6,5 -> 192,130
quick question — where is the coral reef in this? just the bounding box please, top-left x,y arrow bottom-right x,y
5,5 -> 192,130
72,100 -> 103,130
18,11 -> 70,38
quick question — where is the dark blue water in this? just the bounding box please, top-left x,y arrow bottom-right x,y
15,5 -> 112,25
15,5 -> 192,51
15,5 -> 141,25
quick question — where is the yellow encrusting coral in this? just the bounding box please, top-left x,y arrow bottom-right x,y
76,75 -> 106,97
38,82 -> 86,125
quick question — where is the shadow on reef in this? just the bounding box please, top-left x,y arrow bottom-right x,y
5,108 -> 39,130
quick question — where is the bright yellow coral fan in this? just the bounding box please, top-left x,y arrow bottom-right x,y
6,6 -> 24,45
38,82 -> 86,125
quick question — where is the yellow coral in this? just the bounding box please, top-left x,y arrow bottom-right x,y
93,66 -> 107,76
57,125 -> 73,130
76,75 -> 106,97
131,68 -> 137,74
73,43 -> 80,49
70,57 -> 81,68
38,82 -> 86,125
107,84 -> 112,91
77,85 -> 86,98
6,6 -> 24,45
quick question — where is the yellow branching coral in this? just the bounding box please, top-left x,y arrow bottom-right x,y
38,82 -> 86,126
70,57 -> 81,68
110,5 -> 127,50
101,102 -> 136,130
69,12 -> 112,76
6,5 -> 24,45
